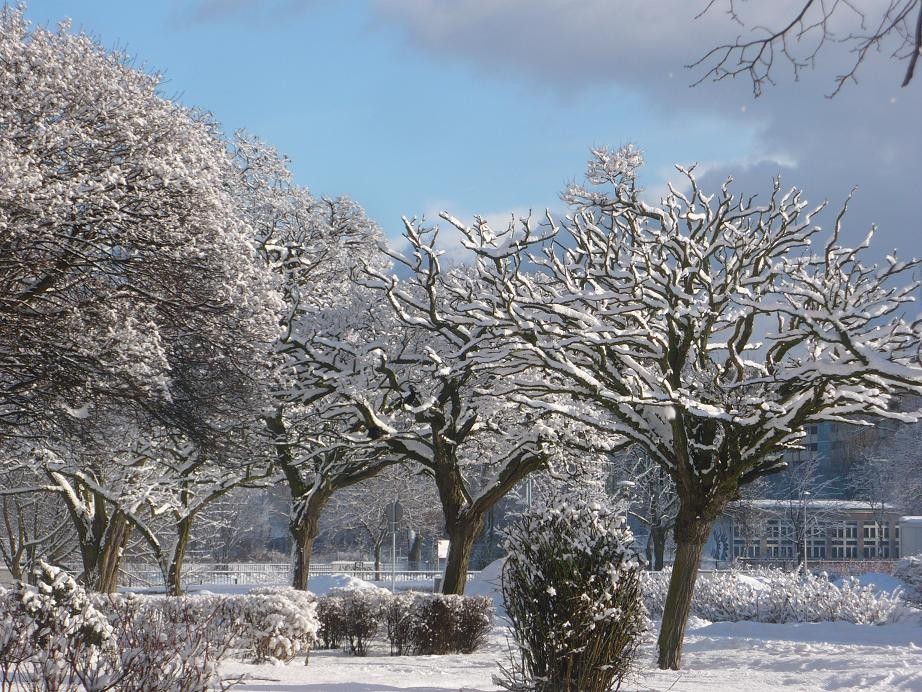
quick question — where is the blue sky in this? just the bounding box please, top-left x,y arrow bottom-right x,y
21,1 -> 922,259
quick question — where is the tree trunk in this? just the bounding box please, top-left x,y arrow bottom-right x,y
408,531 -> 422,570
97,511 -> 131,594
167,516 -> 193,596
373,541 -> 383,582
441,516 -> 484,595
652,525 -> 667,571
657,514 -> 712,670
289,488 -> 331,591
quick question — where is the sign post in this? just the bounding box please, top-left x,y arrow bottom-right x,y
387,499 -> 403,592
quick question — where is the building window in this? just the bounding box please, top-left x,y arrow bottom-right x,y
765,519 -> 795,558
830,521 -> 858,559
806,524 -> 825,559
863,523 -> 878,558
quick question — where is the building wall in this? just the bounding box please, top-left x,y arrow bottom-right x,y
716,504 -> 902,563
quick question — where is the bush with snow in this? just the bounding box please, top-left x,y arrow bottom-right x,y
98,593 -> 239,691
222,587 -> 319,663
337,588 -> 388,656
0,561 -> 115,691
894,555 -> 922,605
312,589 -> 494,657
643,567 -> 909,624
316,594 -> 347,650
384,591 -> 416,656
498,496 -> 646,692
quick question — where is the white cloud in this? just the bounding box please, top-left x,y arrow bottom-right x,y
372,0 -> 922,260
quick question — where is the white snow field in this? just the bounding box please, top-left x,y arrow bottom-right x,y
221,564 -> 922,691
223,618 -> 922,691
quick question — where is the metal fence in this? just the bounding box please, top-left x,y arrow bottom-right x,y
93,562 -> 477,589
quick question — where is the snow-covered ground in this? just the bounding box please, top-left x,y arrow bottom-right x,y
208,564 -> 922,690
223,616 -> 922,691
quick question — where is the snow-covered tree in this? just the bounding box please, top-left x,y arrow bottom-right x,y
291,227 -> 560,594
444,145 -> 922,668
321,464 -> 441,577
234,134 -> 397,590
0,10 -> 280,448
693,0 -> 922,97
0,9 -> 285,593
610,446 -> 679,571
0,468 -> 75,582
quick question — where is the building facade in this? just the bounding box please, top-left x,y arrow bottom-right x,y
715,499 -> 902,564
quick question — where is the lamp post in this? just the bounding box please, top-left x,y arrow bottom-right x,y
801,491 -> 811,572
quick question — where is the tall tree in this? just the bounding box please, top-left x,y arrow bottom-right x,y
233,135 -> 396,590
292,229 -> 559,594
0,10 -> 281,590
446,145 -> 922,668
0,10 -> 279,446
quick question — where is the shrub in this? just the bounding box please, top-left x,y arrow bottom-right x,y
453,595 -> 493,654
895,555 -> 922,605
223,589 -> 319,663
411,595 -> 458,655
99,594 -> 239,692
337,588 -> 387,656
311,590 -> 494,657
316,595 -> 347,650
1,561 -> 116,691
642,567 -> 909,624
497,496 -> 646,692
384,591 -> 416,656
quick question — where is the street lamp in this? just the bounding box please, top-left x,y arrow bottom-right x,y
801,491 -> 811,572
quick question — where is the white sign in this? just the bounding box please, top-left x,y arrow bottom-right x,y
437,539 -> 450,559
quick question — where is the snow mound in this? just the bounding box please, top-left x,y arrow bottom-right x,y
307,573 -> 380,596
465,558 -> 505,610
836,572 -> 904,595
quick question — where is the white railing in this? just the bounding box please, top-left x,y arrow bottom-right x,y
101,562 -> 479,589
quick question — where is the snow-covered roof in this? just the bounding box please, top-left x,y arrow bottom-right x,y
899,516 -> 922,527
728,499 -> 896,512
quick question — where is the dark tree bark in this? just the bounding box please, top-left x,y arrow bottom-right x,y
441,516 -> 484,595
166,515 -> 193,597
408,531 -> 423,570
651,525 -> 668,572
656,507 -> 714,669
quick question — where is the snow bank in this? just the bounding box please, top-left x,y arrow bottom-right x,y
464,558 -> 505,610
307,573 -> 380,596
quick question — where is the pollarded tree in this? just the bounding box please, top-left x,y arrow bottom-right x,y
446,145 -> 922,668
229,134 -> 398,590
291,229 -> 559,594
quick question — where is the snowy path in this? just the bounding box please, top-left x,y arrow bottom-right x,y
224,618 -> 922,691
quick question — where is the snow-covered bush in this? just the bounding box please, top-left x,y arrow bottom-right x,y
642,567 -> 909,624
453,595 -> 493,654
384,591 -> 416,656
498,497 -> 646,692
99,593 -> 238,691
410,594 -> 459,655
0,562 -> 117,691
222,588 -> 319,663
337,588 -> 388,656
894,555 -> 922,605
312,590 -> 494,657
316,594 -> 347,650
